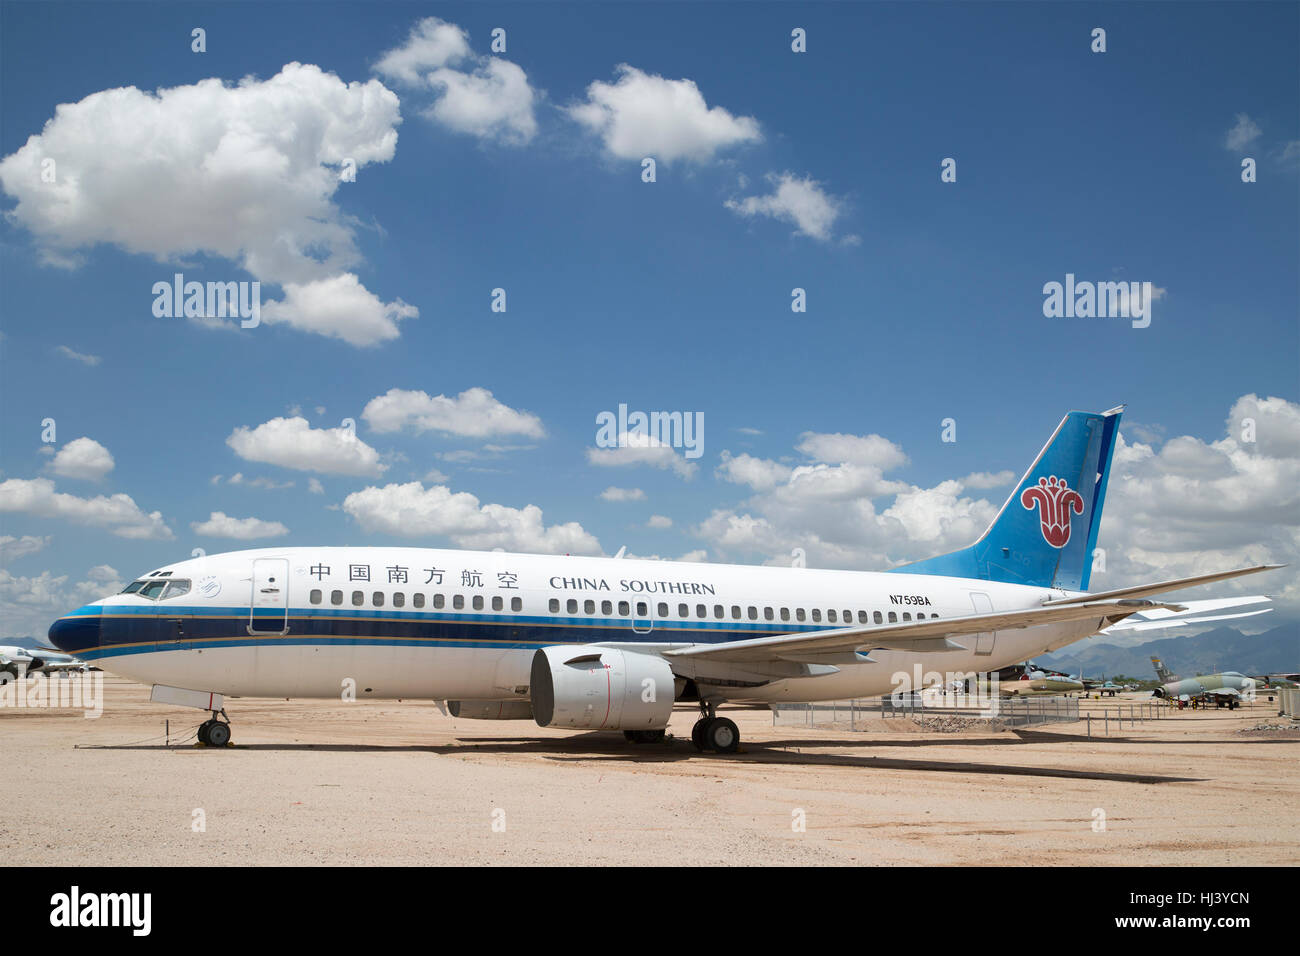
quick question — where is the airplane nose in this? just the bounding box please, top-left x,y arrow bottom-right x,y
48,607 -> 102,655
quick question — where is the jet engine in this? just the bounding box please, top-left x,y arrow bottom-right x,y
530,646 -> 675,731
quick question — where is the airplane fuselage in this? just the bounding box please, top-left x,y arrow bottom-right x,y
49,546 -> 1104,704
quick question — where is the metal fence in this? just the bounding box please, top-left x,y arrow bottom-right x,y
771,694 -> 1081,730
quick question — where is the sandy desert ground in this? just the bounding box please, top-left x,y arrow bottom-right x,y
2,675 -> 1297,866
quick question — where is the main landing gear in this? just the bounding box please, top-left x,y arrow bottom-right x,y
691,700 -> 739,754
197,709 -> 233,747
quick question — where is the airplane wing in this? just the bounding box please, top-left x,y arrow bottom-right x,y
1041,565 -> 1283,606
662,599 -> 1183,666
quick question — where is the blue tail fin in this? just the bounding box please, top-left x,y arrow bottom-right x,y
896,406 -> 1123,590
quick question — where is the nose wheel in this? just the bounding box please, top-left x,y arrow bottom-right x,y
197,709 -> 232,747
691,700 -> 739,753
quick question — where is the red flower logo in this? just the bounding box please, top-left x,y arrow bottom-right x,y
1020,476 -> 1084,548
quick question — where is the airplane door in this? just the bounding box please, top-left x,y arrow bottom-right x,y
969,591 -> 996,656
628,597 -> 654,635
248,558 -> 290,636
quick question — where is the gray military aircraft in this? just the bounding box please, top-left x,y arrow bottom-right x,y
1149,656 -> 1256,708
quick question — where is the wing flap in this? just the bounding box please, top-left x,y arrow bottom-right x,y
663,599 -> 1182,665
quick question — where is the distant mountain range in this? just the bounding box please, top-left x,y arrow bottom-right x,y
1040,625 -> 1299,680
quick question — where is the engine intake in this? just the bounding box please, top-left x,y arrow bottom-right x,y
531,646 -> 675,730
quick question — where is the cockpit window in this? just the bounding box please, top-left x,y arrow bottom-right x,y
121,580 -> 147,594
138,580 -> 168,600
161,579 -> 191,600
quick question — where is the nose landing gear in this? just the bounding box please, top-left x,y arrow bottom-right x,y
691,699 -> 739,754
197,709 -> 232,747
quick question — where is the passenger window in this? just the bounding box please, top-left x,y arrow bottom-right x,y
678,603 -> 689,617
747,606 -> 757,620
549,598 -> 559,613
657,602 -> 668,618
780,608 -> 790,621
636,601 -> 648,617
567,599 -> 578,614
828,609 -> 837,623
393,592 -> 405,608
618,601 -> 630,616
351,591 -> 364,607
453,595 -> 464,610
764,607 -> 774,621
696,604 -> 707,618
731,606 -> 741,619
903,612 -> 912,621
473,595 -> 484,611
433,594 -> 445,609
601,600 -> 612,615
812,609 -> 822,623
330,590 -> 343,606
874,611 -> 883,624
310,589 -> 322,605
796,608 -> 806,622
714,605 -> 724,619
373,591 -> 384,607
584,599 -> 595,614
413,593 -> 425,608
858,610 -> 868,624
510,597 -> 522,612
843,609 -> 851,622
888,611 -> 898,623
162,579 -> 190,600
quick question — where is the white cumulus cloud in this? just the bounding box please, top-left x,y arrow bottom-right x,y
226,417 -> 385,477
725,172 -> 845,241
0,62 -> 413,346
191,511 -> 290,540
362,387 -> 544,438
375,17 -> 538,144
0,478 -> 172,540
49,437 -> 114,481
343,482 -> 601,554
568,64 -> 760,163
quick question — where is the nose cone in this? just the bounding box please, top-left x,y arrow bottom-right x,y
48,606 -> 102,655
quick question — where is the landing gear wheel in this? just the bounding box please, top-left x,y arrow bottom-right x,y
197,720 -> 213,745
704,717 -> 739,754
206,721 -> 231,747
691,718 -> 711,752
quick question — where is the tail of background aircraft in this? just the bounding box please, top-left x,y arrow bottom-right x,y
896,406 -> 1123,591
1151,656 -> 1176,682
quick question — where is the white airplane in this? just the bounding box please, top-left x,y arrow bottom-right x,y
47,406 -> 1281,752
0,643 -> 89,681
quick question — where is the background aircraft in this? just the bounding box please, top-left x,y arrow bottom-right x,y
1149,656 -> 1256,707
0,643 -> 89,681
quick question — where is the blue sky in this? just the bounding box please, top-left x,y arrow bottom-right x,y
1,1 -> 1297,637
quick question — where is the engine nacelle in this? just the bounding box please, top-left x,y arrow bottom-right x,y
447,699 -> 534,720
531,646 -> 675,730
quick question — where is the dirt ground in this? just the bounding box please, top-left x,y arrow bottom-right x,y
2,676 -> 1297,866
